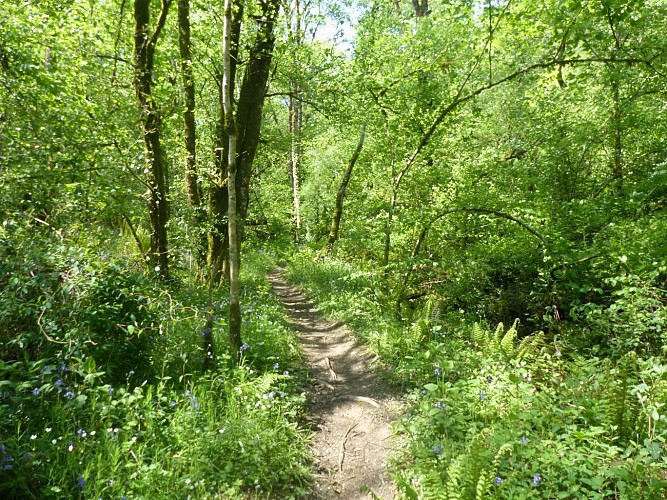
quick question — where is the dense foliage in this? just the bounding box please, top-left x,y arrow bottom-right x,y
2,0 -> 666,497
287,255 -> 667,498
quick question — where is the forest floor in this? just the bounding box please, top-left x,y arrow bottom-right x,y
268,270 -> 401,499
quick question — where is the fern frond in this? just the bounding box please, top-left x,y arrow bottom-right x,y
474,443 -> 513,499
472,323 -> 486,348
243,372 -> 280,395
443,456 -> 464,500
601,351 -> 640,444
500,319 -> 519,357
516,331 -> 544,361
492,323 -> 505,351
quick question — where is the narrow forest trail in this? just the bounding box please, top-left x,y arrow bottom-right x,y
267,270 -> 400,499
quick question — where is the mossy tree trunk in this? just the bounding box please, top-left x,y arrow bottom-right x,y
133,0 -> 171,279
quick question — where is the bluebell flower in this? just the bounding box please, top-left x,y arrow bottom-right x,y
494,477 -> 502,485
480,390 -> 487,401
76,429 -> 87,438
76,476 -> 85,489
108,386 -> 114,395
240,343 -> 250,353
433,444 -> 444,455
1,450 -> 14,471
253,437 -> 259,444
128,370 -> 135,376
190,396 -> 199,410
521,436 -> 529,445
32,388 -> 40,396
55,379 -> 64,387
435,401 -> 445,409
64,391 -> 75,399
170,400 -> 177,407
533,473 -> 542,485
487,376 -> 493,384
41,365 -> 52,374
273,363 -> 280,370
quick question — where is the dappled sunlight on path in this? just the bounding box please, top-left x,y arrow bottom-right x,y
268,269 -> 400,499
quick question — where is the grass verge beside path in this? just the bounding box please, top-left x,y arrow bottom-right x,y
285,250 -> 667,499
0,248 -> 313,498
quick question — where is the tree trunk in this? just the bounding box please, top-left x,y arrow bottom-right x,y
133,0 -> 171,279
207,0 -> 279,282
288,0 -> 304,244
177,0 -> 206,273
223,0 -> 242,354
383,186 -> 397,267
319,124 -> 366,258
289,88 -> 303,243
411,0 -> 429,17
235,0 -> 281,223
611,78 -> 624,194
208,82 -> 230,287
208,4 -> 242,286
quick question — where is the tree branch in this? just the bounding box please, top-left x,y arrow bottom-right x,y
412,206 -> 549,258
147,0 -> 173,71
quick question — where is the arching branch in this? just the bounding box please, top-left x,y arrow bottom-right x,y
412,206 -> 549,258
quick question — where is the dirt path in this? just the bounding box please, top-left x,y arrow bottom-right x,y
267,270 -> 399,499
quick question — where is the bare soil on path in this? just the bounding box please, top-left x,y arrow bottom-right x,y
267,270 -> 400,499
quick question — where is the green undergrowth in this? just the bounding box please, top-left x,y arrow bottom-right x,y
286,251 -> 667,499
285,249 -> 403,364
0,238 -> 313,498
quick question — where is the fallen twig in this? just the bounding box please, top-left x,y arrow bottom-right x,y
325,357 -> 337,380
338,420 -> 358,472
315,378 -> 336,391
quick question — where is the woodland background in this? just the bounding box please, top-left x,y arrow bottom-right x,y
1,0 -> 666,497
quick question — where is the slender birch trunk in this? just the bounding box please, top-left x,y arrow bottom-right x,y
223,0 -> 242,353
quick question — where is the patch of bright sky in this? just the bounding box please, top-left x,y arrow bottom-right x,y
312,1 -> 361,54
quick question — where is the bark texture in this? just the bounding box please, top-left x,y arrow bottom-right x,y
133,0 -> 171,278
223,0 -> 242,353
208,0 -> 280,282
235,0 -> 281,221
177,0 -> 207,272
